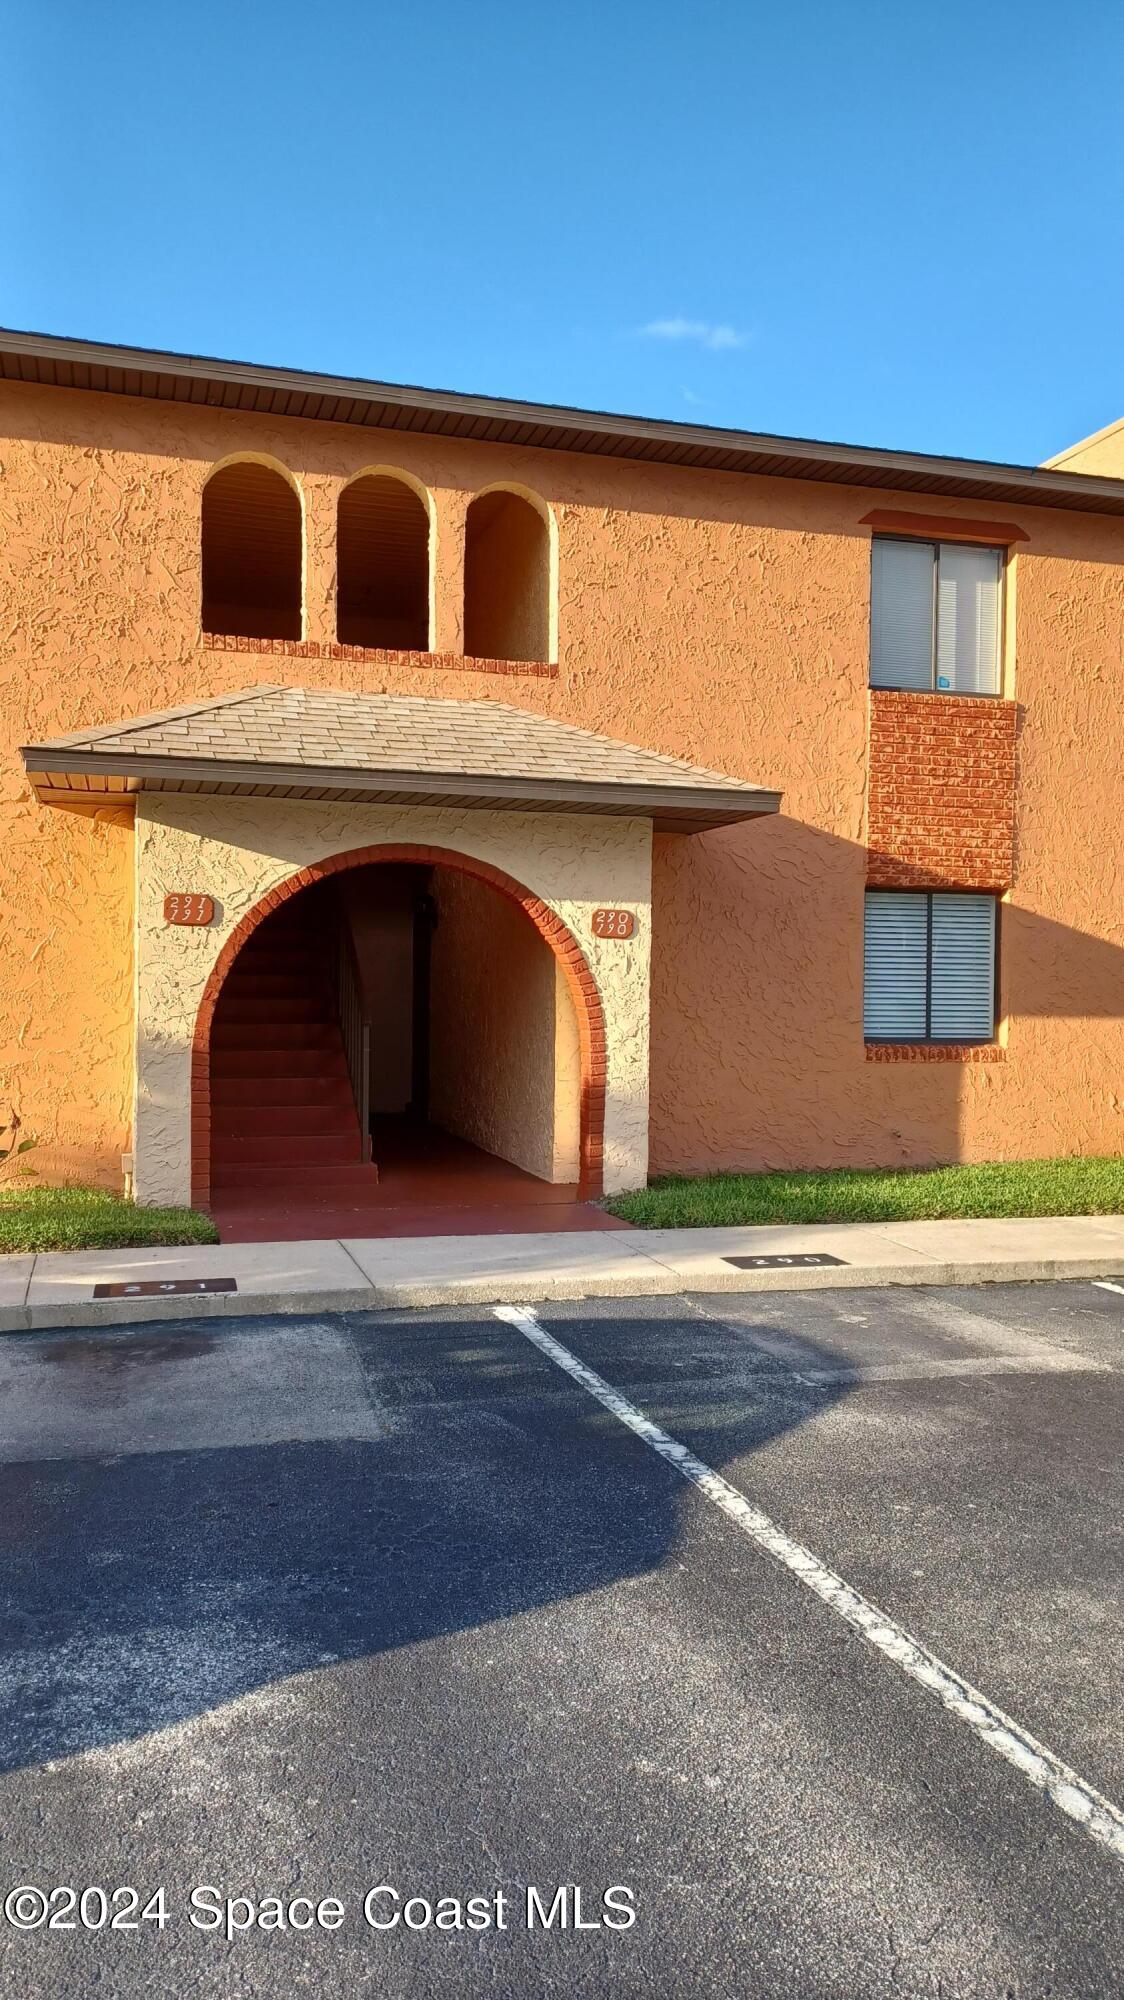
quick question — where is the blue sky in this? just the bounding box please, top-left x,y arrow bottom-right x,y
4,1 -> 1122,464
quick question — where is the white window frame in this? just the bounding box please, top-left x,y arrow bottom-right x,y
864,890 -> 998,1044
870,535 -> 1005,698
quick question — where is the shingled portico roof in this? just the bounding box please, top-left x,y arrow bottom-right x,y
21,686 -> 782,835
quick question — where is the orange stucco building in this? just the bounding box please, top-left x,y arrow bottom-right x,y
2,329 -> 1122,1232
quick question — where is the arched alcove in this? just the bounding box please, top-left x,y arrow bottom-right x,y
190,843 -> 606,1214
463,487 -> 552,663
337,472 -> 431,649
201,459 -> 303,641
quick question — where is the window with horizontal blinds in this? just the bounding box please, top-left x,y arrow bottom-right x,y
930,895 -> 996,1037
870,537 -> 1002,695
863,894 -> 929,1038
935,545 -> 1001,694
864,892 -> 997,1042
871,538 -> 934,691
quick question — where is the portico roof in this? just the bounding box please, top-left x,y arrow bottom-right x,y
21,686 -> 782,835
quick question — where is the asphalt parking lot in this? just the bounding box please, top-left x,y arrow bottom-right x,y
0,1279 -> 1121,1998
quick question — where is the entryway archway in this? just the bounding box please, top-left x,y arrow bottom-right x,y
191,843 -> 609,1237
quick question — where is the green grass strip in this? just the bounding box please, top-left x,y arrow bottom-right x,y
605,1157 -> 1124,1229
0,1184 -> 220,1254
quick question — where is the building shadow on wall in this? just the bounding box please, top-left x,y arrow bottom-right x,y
649,816 -> 1124,1177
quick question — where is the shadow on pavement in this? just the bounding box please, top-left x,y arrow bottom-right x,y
0,1304 -> 844,1772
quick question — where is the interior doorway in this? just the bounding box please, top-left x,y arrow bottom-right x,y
206,857 -> 611,1242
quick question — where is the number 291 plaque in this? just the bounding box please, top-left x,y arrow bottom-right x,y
164,893 -> 214,927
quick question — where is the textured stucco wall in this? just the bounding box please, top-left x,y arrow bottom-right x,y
429,869 -> 579,1181
1045,421 -> 1124,477
2,377 -> 1123,1189
132,795 -> 650,1205
551,958 -> 582,1180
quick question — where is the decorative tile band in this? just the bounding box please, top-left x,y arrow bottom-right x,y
202,633 -> 557,677
865,1042 -> 1006,1063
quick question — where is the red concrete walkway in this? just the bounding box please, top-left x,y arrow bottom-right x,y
211,1118 -> 626,1243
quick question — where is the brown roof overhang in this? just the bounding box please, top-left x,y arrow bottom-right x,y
4,326 -> 1124,518
21,747 -> 781,836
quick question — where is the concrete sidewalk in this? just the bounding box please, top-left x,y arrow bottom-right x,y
2,1213 -> 1124,1332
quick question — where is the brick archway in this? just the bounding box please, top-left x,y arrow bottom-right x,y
191,843 -> 608,1210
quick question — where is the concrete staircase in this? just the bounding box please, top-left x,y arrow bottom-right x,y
209,910 -> 379,1215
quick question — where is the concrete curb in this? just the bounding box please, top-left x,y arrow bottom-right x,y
1,1251 -> 1122,1334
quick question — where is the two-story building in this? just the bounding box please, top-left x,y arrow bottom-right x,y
2,328 -> 1122,1237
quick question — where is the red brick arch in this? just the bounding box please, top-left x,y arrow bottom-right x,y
190,843 -> 608,1210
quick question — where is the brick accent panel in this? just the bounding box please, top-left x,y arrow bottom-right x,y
202,632 -> 557,678
190,845 -> 607,1209
866,689 -> 1017,890
865,1043 -> 1005,1063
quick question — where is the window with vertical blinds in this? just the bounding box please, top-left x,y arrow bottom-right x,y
870,537 -> 1002,695
864,892 -> 997,1042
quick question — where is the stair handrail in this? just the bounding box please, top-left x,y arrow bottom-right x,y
331,918 -> 372,1164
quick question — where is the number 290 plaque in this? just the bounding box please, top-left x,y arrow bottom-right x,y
592,908 -> 637,940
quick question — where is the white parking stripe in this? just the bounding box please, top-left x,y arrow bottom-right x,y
494,1302 -> 1124,1866
1094,1280 -> 1124,1298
